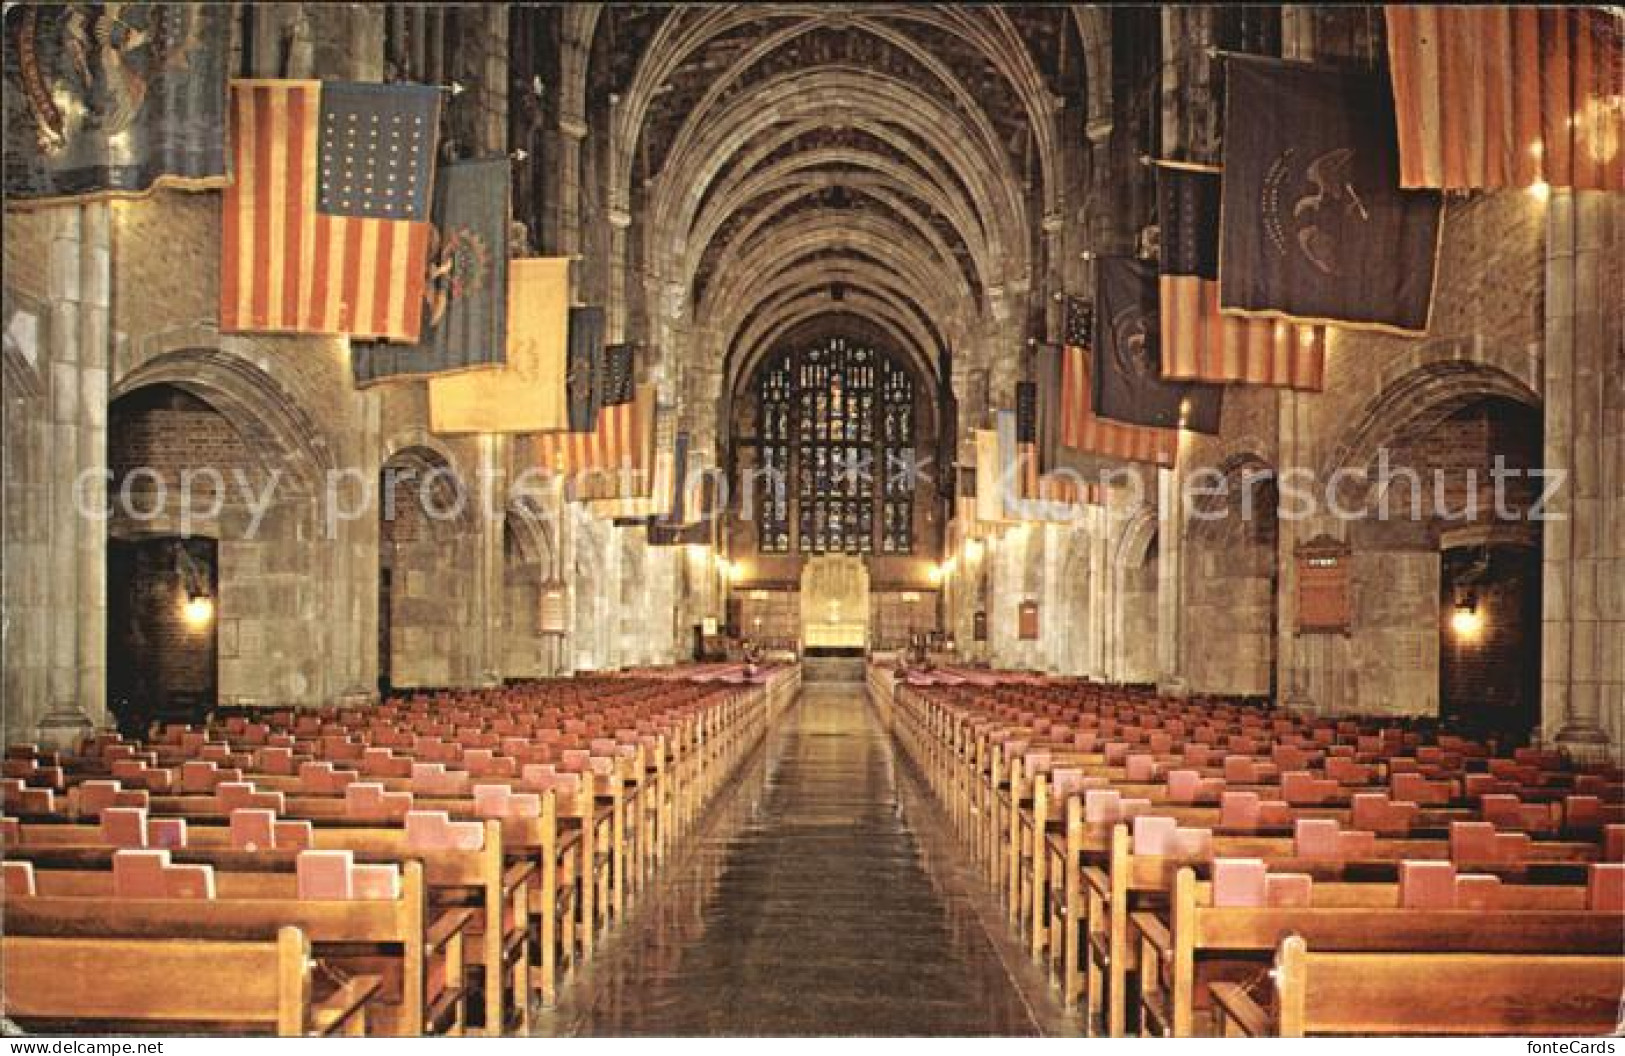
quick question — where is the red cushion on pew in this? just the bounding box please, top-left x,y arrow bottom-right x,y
1589,864 -> 1625,912
3,860 -> 36,896
148,817 -> 187,849
274,820 -> 312,849
297,850 -> 354,899
112,849 -> 170,897
352,863 -> 401,900
1213,858 -> 1267,907
1455,873 -> 1502,911
164,863 -> 215,899
229,809 -> 276,851
1399,860 -> 1457,909
1264,872 -> 1313,907
101,807 -> 148,848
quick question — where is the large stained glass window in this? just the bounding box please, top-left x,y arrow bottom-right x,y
754,337 -> 915,555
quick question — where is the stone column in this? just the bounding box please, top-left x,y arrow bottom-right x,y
556,117 -> 587,257
1087,504 -> 1110,679
472,434 -> 506,685
1156,464 -> 1188,693
1543,189 -> 1622,759
31,204 -> 111,743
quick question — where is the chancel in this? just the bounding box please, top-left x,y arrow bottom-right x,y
1,2 -> 1621,1042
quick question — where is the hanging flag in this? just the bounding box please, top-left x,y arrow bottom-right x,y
937,347 -> 959,491
973,426 -> 1009,528
351,158 -> 510,383
426,257 -> 570,435
221,79 -> 441,343
1157,163 -> 1327,390
566,306 -> 607,432
1058,296 -> 1177,467
602,343 -> 635,407
1094,258 -> 1223,435
657,431 -> 692,527
1033,343 -> 1064,473
1002,407 -> 1101,524
1386,6 -> 1624,192
1012,392 -> 1041,503
4,4 -> 231,203
536,384 -> 655,502
1221,55 -> 1443,335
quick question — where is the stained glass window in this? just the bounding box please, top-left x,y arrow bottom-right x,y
753,337 -> 914,555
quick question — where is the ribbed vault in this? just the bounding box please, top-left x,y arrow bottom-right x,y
581,4 -> 1089,445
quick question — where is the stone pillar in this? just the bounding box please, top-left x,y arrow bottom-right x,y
473,434 -> 507,685
1543,189 -> 1622,759
1156,464 -> 1188,693
1087,505 -> 1110,679
556,117 -> 587,257
30,204 -> 111,742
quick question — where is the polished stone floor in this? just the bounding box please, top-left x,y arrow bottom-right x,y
535,684 -> 1074,1036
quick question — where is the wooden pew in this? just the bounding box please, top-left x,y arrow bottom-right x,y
6,856 -> 459,1036
1136,865 -> 1624,1036
1084,821 -> 1602,1037
1212,934 -> 1623,1036
2,927 -> 379,1036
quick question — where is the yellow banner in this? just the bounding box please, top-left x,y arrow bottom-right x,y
428,258 -> 571,435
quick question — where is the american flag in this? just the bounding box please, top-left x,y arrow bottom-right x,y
221,80 -> 440,342
536,384 -> 656,502
1157,165 -> 1326,390
1387,7 -> 1623,192
1058,296 -> 1177,467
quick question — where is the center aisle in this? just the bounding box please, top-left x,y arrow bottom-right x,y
536,682 -> 1070,1036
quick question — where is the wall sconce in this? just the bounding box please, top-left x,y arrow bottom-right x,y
183,591 -> 215,630
1450,591 -> 1482,638
926,563 -> 943,586
176,542 -> 215,631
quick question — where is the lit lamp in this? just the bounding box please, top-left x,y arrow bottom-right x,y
926,563 -> 943,586
183,591 -> 215,629
175,543 -> 215,631
1450,591 -> 1482,638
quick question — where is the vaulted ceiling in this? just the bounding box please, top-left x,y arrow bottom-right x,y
581,5 -> 1095,404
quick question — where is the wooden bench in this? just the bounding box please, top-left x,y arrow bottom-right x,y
1212,934 -> 1624,1036
1136,865 -> 1624,1036
2,927 -> 379,1036
6,858 -> 461,1035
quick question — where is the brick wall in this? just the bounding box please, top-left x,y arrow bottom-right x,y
108,539 -> 216,723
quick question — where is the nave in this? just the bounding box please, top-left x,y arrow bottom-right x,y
540,684 -> 1070,1037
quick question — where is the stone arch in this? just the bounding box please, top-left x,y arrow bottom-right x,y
1113,502 -> 1159,570
112,344 -> 335,496
1322,355 -> 1542,482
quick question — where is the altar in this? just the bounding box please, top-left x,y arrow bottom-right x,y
800,555 -> 869,651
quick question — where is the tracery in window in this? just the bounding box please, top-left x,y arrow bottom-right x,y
753,337 -> 915,555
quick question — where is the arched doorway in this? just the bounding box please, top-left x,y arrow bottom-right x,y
105,385 -> 239,731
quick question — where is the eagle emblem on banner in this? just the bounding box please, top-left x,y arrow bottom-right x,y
424,224 -> 491,328
13,3 -> 204,156
1263,146 -> 1372,278
1110,303 -> 1157,380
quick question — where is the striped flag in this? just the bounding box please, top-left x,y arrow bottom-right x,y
1157,164 -> 1326,390
1013,385 -> 1042,501
535,384 -> 656,503
1058,296 -> 1177,467
221,80 -> 440,342
1387,6 -> 1624,192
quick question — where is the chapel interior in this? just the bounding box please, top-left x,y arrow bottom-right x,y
1,2 -> 1622,1040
